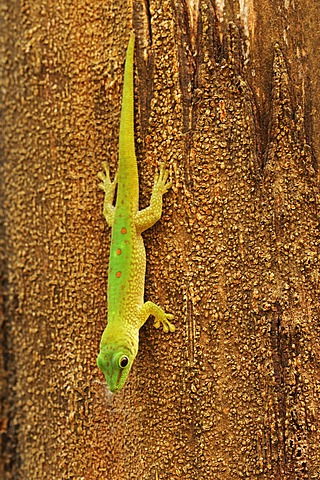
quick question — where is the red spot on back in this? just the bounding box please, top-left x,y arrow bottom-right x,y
121,228 -> 127,234
116,248 -> 122,255
116,271 -> 122,278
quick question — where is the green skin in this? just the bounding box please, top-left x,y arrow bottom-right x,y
97,33 -> 175,393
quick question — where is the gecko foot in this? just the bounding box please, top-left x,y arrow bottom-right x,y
154,163 -> 172,195
98,162 -> 118,193
154,312 -> 175,333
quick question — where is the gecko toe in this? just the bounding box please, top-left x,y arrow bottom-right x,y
154,319 -> 161,329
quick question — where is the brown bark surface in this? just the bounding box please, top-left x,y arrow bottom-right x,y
1,0 -> 320,479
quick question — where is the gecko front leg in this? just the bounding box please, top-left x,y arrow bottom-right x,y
138,301 -> 175,333
135,163 -> 172,233
98,162 -> 118,226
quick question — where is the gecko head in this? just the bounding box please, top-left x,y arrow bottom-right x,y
97,329 -> 138,393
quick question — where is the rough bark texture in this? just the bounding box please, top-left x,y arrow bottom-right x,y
1,0 -> 320,479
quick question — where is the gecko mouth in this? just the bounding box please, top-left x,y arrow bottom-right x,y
105,385 -> 115,397
107,372 -> 123,393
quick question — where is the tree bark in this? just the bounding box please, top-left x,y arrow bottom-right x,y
1,0 -> 319,479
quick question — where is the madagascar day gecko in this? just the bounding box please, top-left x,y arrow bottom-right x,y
97,33 -> 175,393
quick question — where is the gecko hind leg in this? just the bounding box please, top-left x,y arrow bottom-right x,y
135,163 -> 172,233
155,162 -> 172,194
98,162 -> 118,226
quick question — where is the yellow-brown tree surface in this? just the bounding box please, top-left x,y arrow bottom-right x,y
1,0 -> 319,479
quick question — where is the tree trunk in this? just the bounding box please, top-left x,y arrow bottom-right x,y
1,0 -> 319,479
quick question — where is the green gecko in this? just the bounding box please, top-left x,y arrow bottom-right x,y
97,33 -> 175,393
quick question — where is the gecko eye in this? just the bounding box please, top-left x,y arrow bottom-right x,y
119,356 -> 129,368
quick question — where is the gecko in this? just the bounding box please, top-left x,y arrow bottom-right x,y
97,33 -> 175,393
